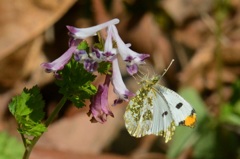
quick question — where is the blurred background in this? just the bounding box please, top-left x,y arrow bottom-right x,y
0,0 -> 240,158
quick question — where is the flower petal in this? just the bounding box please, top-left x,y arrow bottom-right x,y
83,59 -> 98,72
74,50 -> 88,61
102,25 -> 117,61
111,58 -> 134,104
67,19 -> 120,39
110,25 -> 150,75
126,64 -> 138,76
88,74 -> 114,123
41,39 -> 81,72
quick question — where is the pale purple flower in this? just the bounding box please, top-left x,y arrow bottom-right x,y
102,26 -> 117,61
111,58 -> 134,105
67,19 -> 120,40
83,48 -> 102,72
87,74 -> 114,123
74,50 -> 88,62
42,19 -> 120,74
110,25 -> 150,75
74,47 -> 103,72
41,39 -> 81,73
74,25 -> 117,67
90,47 -> 102,62
83,59 -> 98,72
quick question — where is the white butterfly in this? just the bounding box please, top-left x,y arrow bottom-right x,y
124,60 -> 196,143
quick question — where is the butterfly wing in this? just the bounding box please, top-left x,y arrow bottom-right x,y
154,85 -> 196,128
124,85 -> 176,142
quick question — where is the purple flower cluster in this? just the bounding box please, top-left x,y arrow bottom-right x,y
41,19 -> 149,123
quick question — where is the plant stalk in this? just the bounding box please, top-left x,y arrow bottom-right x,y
22,97 -> 67,159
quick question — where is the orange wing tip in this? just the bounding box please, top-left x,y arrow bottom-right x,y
184,113 -> 197,127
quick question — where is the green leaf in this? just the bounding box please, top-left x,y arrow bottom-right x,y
56,59 -> 97,108
97,61 -> 112,74
8,86 -> 46,137
193,129 -> 216,159
94,43 -> 104,51
0,132 -> 24,159
231,79 -> 240,104
9,93 -> 31,117
77,40 -> 89,51
219,103 -> 240,126
233,101 -> 240,115
193,125 -> 239,159
219,79 -> 240,126
94,32 -> 104,50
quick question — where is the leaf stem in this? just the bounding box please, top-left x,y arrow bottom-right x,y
22,96 -> 67,159
19,125 -> 27,148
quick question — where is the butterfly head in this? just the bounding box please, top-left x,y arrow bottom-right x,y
151,75 -> 160,84
138,75 -> 160,87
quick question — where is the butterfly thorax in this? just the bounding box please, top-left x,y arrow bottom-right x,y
138,75 -> 160,88
126,76 -> 160,125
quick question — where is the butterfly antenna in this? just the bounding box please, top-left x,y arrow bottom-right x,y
132,74 -> 138,81
137,69 -> 145,77
145,63 -> 156,76
161,59 -> 175,78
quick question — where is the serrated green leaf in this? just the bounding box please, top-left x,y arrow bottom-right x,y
26,124 -> 47,136
81,83 -> 97,95
9,93 -> 31,117
8,85 -> 46,137
69,97 -> 85,108
56,59 -> 97,108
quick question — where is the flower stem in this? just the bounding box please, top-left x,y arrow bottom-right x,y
19,125 -> 27,148
22,96 -> 67,159
45,97 -> 67,127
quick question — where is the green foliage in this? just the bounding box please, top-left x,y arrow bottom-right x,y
230,79 -> 240,104
98,61 -> 112,74
214,0 -> 231,23
0,132 -> 24,159
8,86 -> 46,137
219,79 -> 240,126
77,40 -> 89,52
56,59 -> 97,108
168,81 -> 240,159
220,102 -> 240,126
94,32 -> 105,51
193,125 -> 239,159
56,39 -> 112,108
